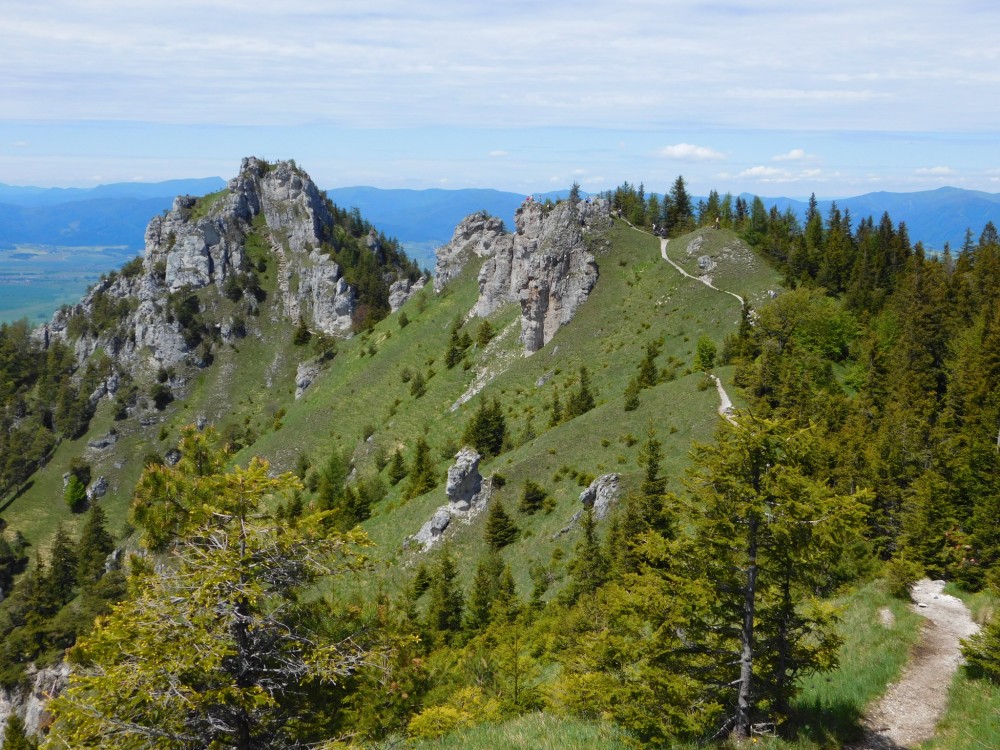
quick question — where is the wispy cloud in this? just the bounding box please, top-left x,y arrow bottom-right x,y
914,166 -> 955,175
772,148 -> 812,162
488,150 -> 509,158
659,143 -> 725,162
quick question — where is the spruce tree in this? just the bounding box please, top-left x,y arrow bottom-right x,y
2,715 -> 37,750
564,508 -> 607,603
64,475 -> 87,513
387,448 -> 407,485
47,525 -> 78,605
426,546 -> 464,642
518,479 -> 548,515
404,437 -> 436,499
462,398 -> 507,458
484,499 -> 519,550
465,549 -> 508,632
77,504 -> 114,587
564,366 -> 596,419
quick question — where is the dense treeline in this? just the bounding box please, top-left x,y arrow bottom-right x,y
0,322 -> 108,499
319,201 -> 423,330
729,200 -> 1000,590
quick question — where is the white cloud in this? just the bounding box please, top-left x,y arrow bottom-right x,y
740,166 -> 786,179
773,148 -> 811,162
659,143 -> 725,162
488,150 -> 508,158
914,166 -> 955,175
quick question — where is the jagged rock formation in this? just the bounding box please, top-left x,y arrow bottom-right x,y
408,468 -> 495,551
40,157 -> 418,383
434,198 -> 611,353
579,473 -> 621,521
0,662 -> 70,744
445,447 -> 483,511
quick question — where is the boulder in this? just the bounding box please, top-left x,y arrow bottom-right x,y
579,473 -> 621,520
295,360 -> 323,399
446,447 -> 483,511
86,475 -> 108,501
411,508 -> 452,548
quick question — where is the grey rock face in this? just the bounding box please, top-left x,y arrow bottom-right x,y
86,475 -> 108,501
87,431 -> 118,450
388,275 -> 427,312
42,157 -> 415,385
0,661 -> 71,743
446,447 -> 483,511
434,212 -> 510,292
295,359 -> 323,400
579,473 -> 621,521
435,199 -> 611,353
411,508 -> 452,548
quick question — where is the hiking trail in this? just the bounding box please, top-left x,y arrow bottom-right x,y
852,578 -> 979,749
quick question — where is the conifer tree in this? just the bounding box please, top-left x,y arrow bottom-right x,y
465,549 -> 510,632
64,475 -> 87,513
549,391 -> 563,427
518,479 -> 548,515
47,525 -> 78,605
688,416 -> 864,737
77,504 -> 114,587
46,431 -> 380,750
637,341 -> 660,388
426,546 -> 464,643
387,448 -> 407,485
564,366 -> 596,419
462,398 -> 508,458
2,715 -> 37,750
484,499 -> 519,550
564,508 -> 607,603
404,437 -> 437,499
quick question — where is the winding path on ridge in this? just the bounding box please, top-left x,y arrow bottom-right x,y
659,236 -> 744,306
851,579 -> 979,749
631,223 -> 977,748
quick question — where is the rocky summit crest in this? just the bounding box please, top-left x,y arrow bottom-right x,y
434,196 -> 611,352
40,157 -> 423,382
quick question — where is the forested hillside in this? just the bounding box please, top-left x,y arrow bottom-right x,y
0,165 -> 999,749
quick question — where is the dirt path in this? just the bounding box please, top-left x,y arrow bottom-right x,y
852,579 -> 979,749
709,374 -> 737,425
659,237 -> 744,305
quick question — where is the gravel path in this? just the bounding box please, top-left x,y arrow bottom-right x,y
852,579 -> 979,749
659,237 -> 744,305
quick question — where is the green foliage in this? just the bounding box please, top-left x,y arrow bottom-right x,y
45,430 -> 381,750
404,437 -> 437,500
564,366 -> 596,420
882,557 -> 924,600
518,479 -> 548,515
426,546 -> 464,643
476,319 -> 496,347
387,448 -> 407,485
64,475 -> 87,513
2,714 -> 37,750
484,499 -> 519,550
462,398 -> 508,459
962,614 -> 1000,681
694,335 -> 716,371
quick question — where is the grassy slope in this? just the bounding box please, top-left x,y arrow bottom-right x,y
245,222 -> 774,594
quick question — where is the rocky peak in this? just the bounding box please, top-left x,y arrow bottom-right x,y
42,157 -> 418,396
434,198 -> 611,353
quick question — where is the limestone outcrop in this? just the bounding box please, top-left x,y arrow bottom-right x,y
0,662 -> 70,744
39,157 -> 416,397
435,198 -> 611,353
445,447 -> 483,511
579,473 -> 621,521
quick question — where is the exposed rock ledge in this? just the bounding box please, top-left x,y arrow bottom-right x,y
434,198 -> 611,353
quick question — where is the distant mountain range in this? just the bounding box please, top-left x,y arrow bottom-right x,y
1,180 -> 998,268
750,186 -> 1000,252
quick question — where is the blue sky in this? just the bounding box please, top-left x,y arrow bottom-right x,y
1,0 -> 998,198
